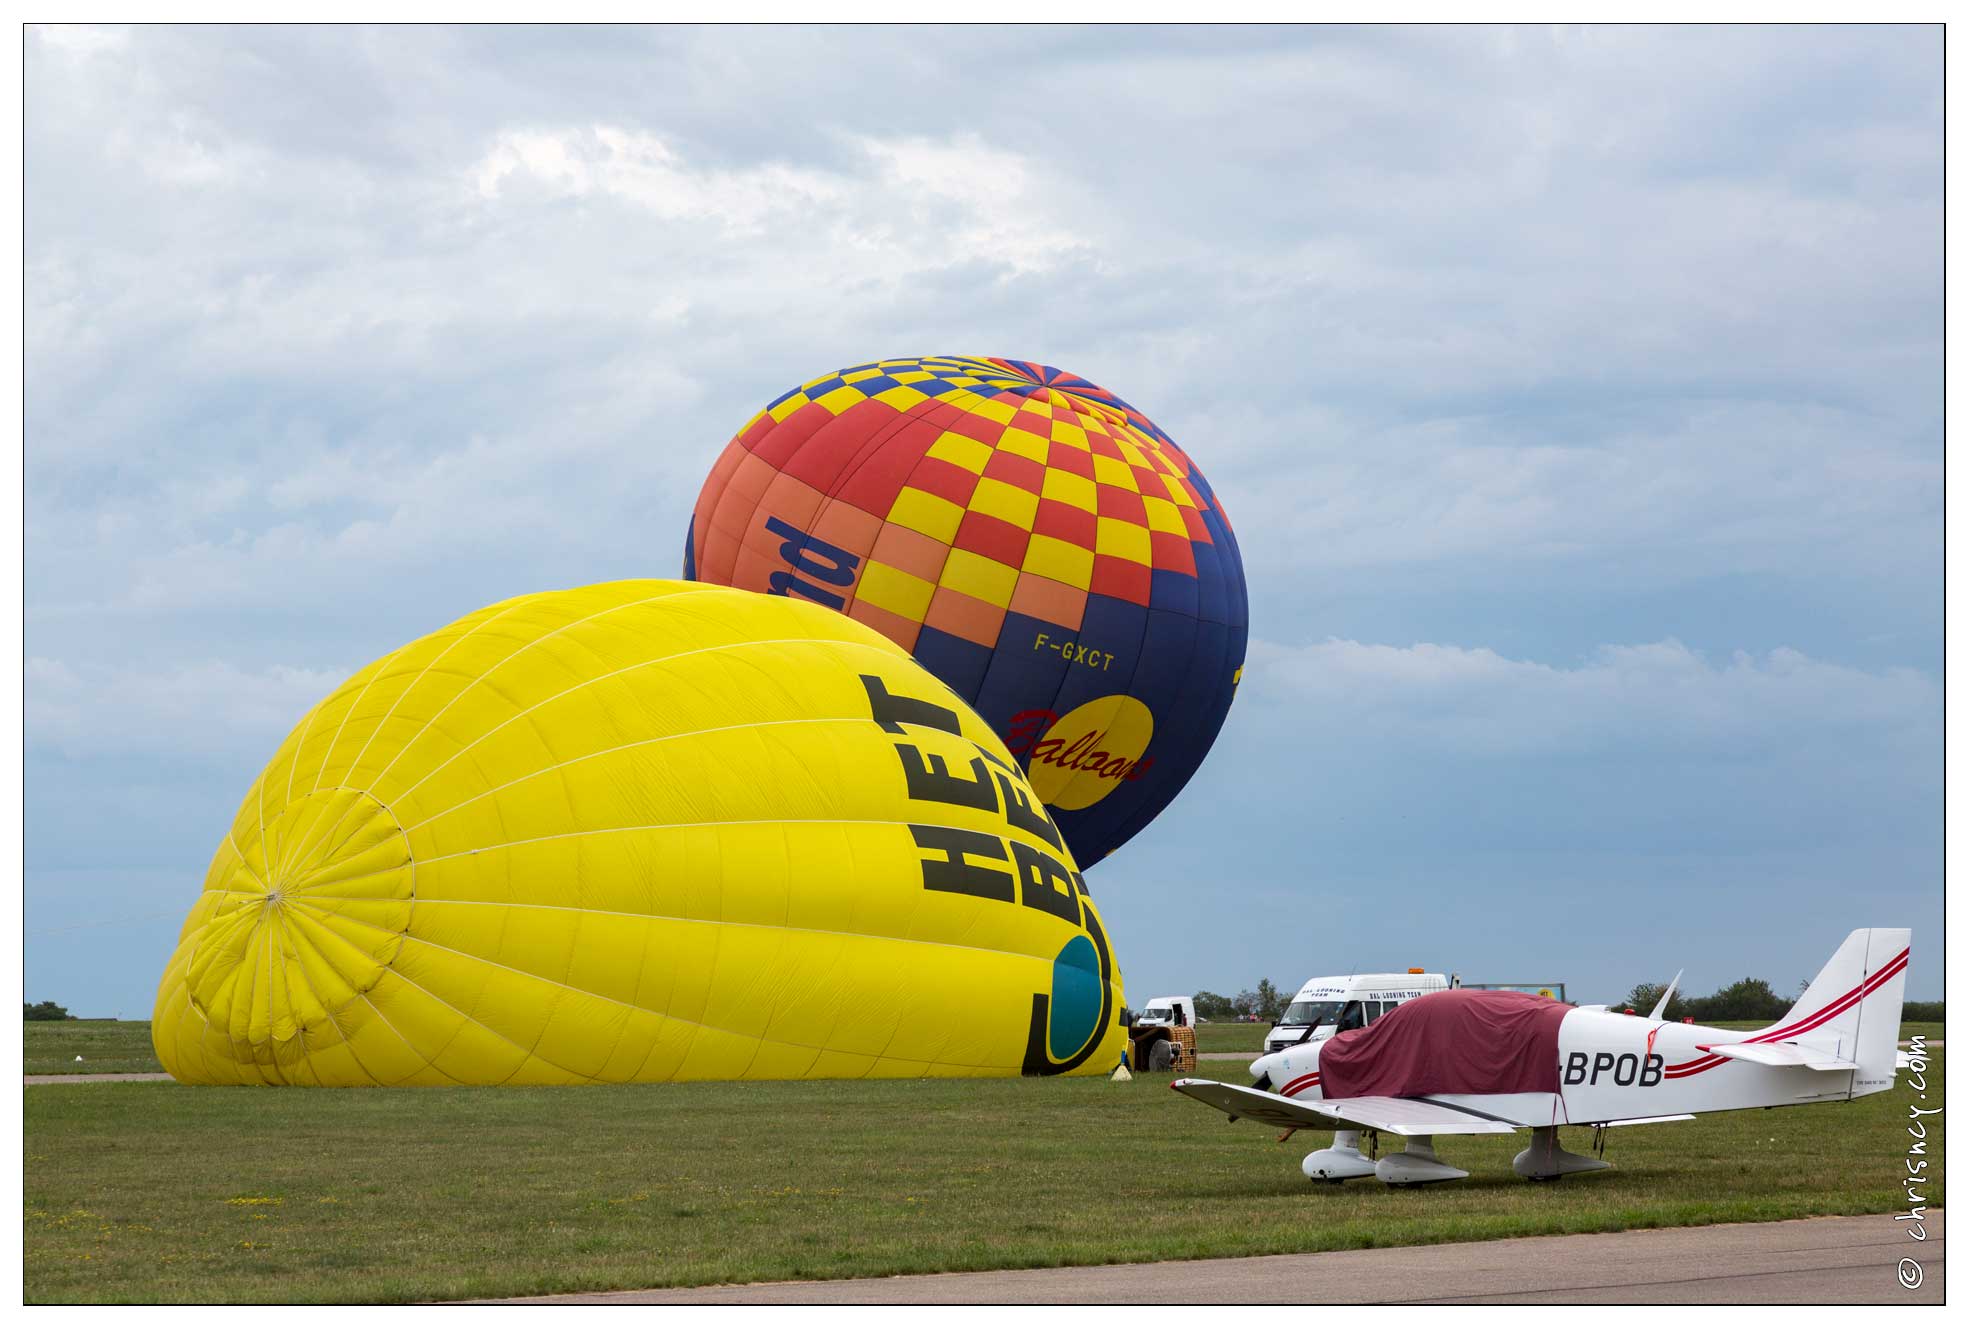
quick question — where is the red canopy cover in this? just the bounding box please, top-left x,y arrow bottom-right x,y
1316,989 -> 1572,1099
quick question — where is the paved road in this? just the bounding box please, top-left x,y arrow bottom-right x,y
507,1211 -> 1943,1304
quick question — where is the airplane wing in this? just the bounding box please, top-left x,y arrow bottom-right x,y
1699,1041 -> 1858,1072
1170,1080 -> 1517,1136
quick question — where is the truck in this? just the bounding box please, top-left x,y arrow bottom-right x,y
1126,995 -> 1198,1072
1263,971 -> 1567,1055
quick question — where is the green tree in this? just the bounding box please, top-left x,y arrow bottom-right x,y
1681,977 -> 1790,1023
1254,978 -> 1284,1021
1192,991 -> 1236,1021
24,1000 -> 72,1021
1622,982 -> 1686,1020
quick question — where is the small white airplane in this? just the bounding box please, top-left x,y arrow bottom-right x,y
1173,928 -> 1909,1185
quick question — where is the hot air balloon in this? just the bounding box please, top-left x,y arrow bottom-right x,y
685,357 -> 1247,868
153,581 -> 1126,1086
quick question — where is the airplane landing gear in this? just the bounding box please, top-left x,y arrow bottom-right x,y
1374,1135 -> 1470,1186
1301,1129 -> 1377,1182
1512,1125 -> 1611,1181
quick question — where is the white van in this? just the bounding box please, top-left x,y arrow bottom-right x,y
1262,970 -> 1450,1055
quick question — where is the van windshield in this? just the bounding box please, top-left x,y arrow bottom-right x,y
1280,1000 -> 1344,1029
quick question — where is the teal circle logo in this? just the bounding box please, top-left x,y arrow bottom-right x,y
1048,935 -> 1102,1060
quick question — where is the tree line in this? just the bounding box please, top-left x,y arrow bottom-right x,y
1187,981 -> 1942,1025
1625,978 -> 1942,1024
1192,983 -> 1285,1022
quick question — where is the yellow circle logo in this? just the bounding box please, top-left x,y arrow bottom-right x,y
1015,695 -> 1155,811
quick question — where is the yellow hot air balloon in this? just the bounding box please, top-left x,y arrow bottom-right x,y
153,581 -> 1127,1086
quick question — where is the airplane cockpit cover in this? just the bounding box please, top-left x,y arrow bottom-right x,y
1316,988 -> 1573,1099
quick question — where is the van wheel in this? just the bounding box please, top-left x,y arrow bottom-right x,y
1148,1039 -> 1173,1071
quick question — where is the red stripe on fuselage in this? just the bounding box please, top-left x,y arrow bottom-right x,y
1661,948 -> 1908,1079
1279,1072 -> 1321,1098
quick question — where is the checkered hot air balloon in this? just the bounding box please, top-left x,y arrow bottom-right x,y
685,357 -> 1247,868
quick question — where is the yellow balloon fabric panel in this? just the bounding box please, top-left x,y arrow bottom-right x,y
153,581 -> 1128,1086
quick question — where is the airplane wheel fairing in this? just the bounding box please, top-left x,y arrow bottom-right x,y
1373,1136 -> 1470,1186
1513,1127 -> 1612,1180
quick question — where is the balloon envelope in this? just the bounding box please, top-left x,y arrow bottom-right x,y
686,356 -> 1247,866
153,581 -> 1127,1085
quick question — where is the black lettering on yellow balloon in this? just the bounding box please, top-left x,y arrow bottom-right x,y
970,741 -> 1014,773
993,769 -> 1065,852
896,744 -> 999,812
860,674 -> 962,736
910,825 -> 1015,902
1011,840 -> 1082,927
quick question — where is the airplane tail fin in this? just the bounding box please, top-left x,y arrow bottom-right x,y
1761,928 -> 1910,1085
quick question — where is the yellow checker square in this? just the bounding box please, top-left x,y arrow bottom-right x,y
969,476 -> 1041,529
891,370 -> 936,385
1117,439 -> 1151,469
966,395 -> 1018,425
1051,420 -> 1089,451
815,385 -> 867,415
874,385 -> 930,412
1040,468 -> 1098,512
1091,453 -> 1139,491
1022,534 -> 1095,589
927,430 -> 994,474
1143,494 -> 1188,536
997,426 -> 1049,464
768,394 -> 810,423
843,368 -> 886,384
1160,472 -> 1199,508
939,548 -> 1019,609
856,560 -> 936,624
888,486 -> 965,544
1096,517 -> 1153,566
1020,398 -> 1055,418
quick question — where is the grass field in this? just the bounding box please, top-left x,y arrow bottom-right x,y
26,1021 -> 164,1076
1193,1022 -> 1269,1053
25,1019 -> 1939,1074
24,1043 -> 1944,1303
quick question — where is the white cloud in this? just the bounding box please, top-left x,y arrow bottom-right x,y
473,125 -> 846,231
31,24 -> 128,56
26,657 -> 343,760
1247,636 -> 1939,759
470,124 -> 1088,274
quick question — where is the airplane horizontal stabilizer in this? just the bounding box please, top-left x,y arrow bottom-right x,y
1697,1041 -> 1858,1072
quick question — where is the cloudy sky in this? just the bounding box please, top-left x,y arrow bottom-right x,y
25,24 -> 1941,1017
